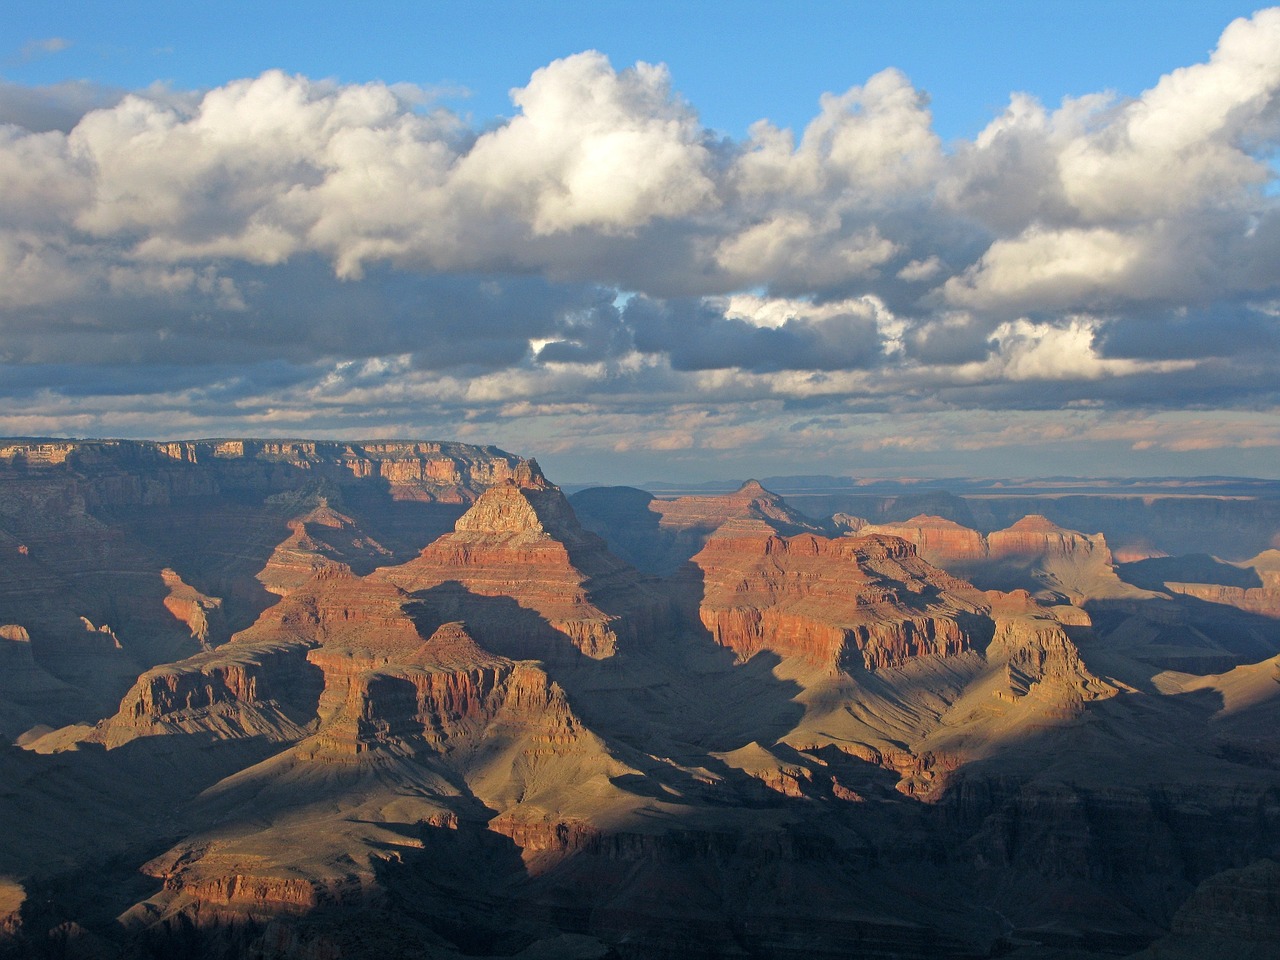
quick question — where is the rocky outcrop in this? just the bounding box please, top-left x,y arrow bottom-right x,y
256,500 -> 394,597
859,515 -> 988,564
0,437 -> 528,732
863,514 -> 1136,602
7,448 -> 1280,960
689,526 -> 989,672
95,637 -> 321,745
87,566 -> 425,744
301,620 -> 582,759
377,464 -> 670,661
161,568 -> 224,646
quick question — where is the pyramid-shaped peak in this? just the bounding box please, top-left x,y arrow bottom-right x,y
512,458 -> 549,489
454,474 -> 585,539
734,479 -> 775,498
413,620 -> 500,669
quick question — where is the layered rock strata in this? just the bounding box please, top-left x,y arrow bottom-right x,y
861,513 -> 1136,601
690,524 -> 982,671
377,463 -> 670,661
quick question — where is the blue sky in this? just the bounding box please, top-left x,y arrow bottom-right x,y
4,1 -> 1261,140
0,3 -> 1278,483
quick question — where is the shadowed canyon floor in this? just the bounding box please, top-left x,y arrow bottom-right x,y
1,440 -> 1279,959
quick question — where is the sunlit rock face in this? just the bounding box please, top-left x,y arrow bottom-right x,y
375,462 -> 672,661
689,526 -> 984,671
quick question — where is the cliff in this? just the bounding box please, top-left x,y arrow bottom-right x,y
862,513 -> 1139,602
377,464 -> 671,661
0,437 -> 528,735
689,525 -> 989,672
0,438 -> 526,506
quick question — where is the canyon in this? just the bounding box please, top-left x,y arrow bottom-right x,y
0,439 -> 1278,959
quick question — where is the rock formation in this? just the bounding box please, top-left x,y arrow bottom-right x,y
688,526 -> 986,671
0,442 -> 1278,960
376,463 -> 671,661
0,438 -> 529,734
859,513 -> 1138,603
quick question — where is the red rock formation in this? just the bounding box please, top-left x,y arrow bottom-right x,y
303,621 -> 582,760
161,568 -> 224,646
256,500 -> 394,597
987,514 -> 1103,558
0,437 -> 526,509
690,525 -> 988,672
571,479 -> 828,576
376,463 -> 669,661
859,515 -> 988,564
863,514 -> 1133,602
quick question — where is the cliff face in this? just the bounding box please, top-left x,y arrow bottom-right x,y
858,515 -> 988,563
4,452 -> 1280,960
688,526 -> 989,672
302,623 -> 581,760
377,465 -> 671,661
0,438 -> 525,506
862,513 -> 1138,603
93,554 -> 599,778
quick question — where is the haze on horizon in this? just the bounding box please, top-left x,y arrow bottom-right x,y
1,2 -> 1278,485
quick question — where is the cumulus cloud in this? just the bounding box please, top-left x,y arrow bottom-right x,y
1,12 -> 1279,478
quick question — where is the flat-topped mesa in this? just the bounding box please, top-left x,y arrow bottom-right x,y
376,473 -> 670,661
859,515 -> 989,564
988,515 -> 1108,560
691,528 -> 990,672
0,437 -> 528,506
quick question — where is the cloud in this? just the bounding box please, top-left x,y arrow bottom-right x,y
0,13 -> 1278,478
456,53 -> 717,235
17,37 -> 70,62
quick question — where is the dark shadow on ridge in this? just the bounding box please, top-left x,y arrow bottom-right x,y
1119,553 -> 1265,591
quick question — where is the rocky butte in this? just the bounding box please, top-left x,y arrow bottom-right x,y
0,441 -> 1278,959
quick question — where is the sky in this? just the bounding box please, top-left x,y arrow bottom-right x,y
0,2 -> 1278,484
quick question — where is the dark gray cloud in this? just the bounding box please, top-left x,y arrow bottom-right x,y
626,297 -> 884,372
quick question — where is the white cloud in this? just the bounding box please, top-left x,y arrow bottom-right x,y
944,226 -> 1139,311
979,317 -> 1195,382
455,52 -> 717,235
